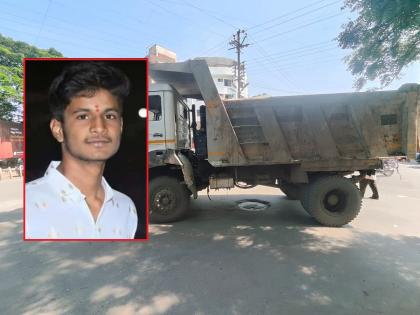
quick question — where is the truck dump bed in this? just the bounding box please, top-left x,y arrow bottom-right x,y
150,60 -> 419,170
224,86 -> 419,169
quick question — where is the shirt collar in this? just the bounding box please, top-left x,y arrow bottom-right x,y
45,161 -> 114,202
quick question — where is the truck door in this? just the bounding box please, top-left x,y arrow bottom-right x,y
148,94 -> 166,151
176,97 -> 190,149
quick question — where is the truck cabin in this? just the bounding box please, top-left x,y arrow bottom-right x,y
149,83 -> 191,153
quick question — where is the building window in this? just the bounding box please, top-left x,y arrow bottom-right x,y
224,79 -> 232,87
217,78 -> 223,82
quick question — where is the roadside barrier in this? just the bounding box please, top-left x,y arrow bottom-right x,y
0,165 -> 23,180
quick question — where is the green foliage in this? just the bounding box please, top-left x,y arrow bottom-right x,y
337,0 -> 420,89
0,33 -> 63,121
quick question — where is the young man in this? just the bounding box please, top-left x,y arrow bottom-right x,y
26,62 -> 138,239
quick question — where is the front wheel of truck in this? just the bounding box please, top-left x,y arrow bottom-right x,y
149,176 -> 190,223
302,176 -> 362,227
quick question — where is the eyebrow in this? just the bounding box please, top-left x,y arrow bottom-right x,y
70,108 -> 121,115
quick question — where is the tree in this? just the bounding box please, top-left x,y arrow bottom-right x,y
337,0 -> 420,90
0,33 -> 63,121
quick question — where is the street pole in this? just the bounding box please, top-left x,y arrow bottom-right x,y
229,29 -> 249,99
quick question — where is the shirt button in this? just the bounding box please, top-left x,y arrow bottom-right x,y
97,227 -> 102,233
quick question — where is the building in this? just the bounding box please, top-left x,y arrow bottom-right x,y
147,45 -> 248,99
194,57 -> 248,99
147,45 -> 177,64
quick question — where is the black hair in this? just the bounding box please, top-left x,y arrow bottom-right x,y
48,62 -> 130,121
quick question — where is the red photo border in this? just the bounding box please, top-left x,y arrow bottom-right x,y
23,57 -> 149,242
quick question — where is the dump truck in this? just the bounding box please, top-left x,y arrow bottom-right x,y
0,120 -> 23,167
148,59 -> 419,227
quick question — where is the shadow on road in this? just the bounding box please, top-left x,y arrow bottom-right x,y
408,165 -> 420,169
1,195 -> 419,314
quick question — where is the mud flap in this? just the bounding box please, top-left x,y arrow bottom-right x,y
164,151 -> 197,199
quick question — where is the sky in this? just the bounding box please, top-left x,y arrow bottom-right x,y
1,0 -> 419,96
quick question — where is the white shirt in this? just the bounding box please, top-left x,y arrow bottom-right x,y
25,161 -> 138,239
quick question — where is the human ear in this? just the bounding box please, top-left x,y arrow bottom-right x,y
50,119 -> 64,143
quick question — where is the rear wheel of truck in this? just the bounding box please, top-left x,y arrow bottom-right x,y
302,176 -> 362,227
149,176 -> 190,223
279,182 -> 300,200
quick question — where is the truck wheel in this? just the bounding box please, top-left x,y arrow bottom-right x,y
302,176 -> 361,227
279,182 -> 299,200
149,176 -> 190,223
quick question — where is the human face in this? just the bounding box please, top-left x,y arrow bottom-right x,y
50,89 -> 123,163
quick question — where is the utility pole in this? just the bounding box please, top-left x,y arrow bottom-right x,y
229,29 -> 249,98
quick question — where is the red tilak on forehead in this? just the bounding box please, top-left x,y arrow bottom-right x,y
94,105 -> 99,112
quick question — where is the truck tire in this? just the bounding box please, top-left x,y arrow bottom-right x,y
302,176 -> 362,227
278,182 -> 300,200
149,176 -> 190,223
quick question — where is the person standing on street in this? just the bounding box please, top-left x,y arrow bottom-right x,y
359,170 -> 379,199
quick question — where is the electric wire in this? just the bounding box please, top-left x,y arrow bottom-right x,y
251,0 -> 342,35
246,0 -> 328,31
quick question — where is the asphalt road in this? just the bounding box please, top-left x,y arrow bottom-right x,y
1,164 -> 419,315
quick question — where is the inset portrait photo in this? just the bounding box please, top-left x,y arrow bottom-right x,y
24,59 -> 148,240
